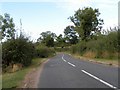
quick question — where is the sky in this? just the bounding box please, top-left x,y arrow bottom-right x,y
0,0 -> 119,41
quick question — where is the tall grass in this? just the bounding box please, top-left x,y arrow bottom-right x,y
70,30 -> 119,59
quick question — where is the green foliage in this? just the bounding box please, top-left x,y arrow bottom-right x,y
54,47 -> 70,52
70,7 -> 103,41
45,35 -> 54,47
0,13 -> 16,40
55,34 -> 66,47
105,32 -> 118,52
2,35 -> 35,68
64,25 -> 79,44
2,58 -> 45,88
71,41 -> 87,55
35,44 -> 55,58
70,30 -> 119,59
37,31 -> 56,47
1,13 -> 57,71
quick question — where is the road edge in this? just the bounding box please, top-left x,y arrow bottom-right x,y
19,59 -> 49,88
60,52 -> 119,67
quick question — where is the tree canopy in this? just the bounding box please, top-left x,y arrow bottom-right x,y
70,7 -> 104,41
37,31 -> 56,47
0,13 -> 16,41
56,34 -> 65,47
64,25 -> 79,44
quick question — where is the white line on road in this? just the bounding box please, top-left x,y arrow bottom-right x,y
62,54 -> 66,62
63,59 -> 66,62
81,70 -> 117,89
62,54 -> 76,67
68,62 -> 76,67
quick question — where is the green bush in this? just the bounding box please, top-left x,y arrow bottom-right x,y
105,32 -> 118,52
71,41 -> 87,55
2,36 -> 35,68
70,30 -> 119,59
35,45 -> 55,58
54,47 -> 70,52
70,45 -> 77,54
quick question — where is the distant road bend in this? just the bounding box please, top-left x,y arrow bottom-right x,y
38,54 -> 119,89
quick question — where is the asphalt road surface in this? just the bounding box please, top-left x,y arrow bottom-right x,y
38,53 -> 119,89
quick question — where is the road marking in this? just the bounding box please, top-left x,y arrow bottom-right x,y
63,59 -> 66,62
81,70 -> 117,89
62,54 -> 76,67
68,62 -> 76,67
62,54 -> 66,62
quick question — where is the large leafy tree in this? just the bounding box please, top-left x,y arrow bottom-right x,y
37,31 -> 56,47
64,25 -> 79,44
0,13 -> 16,41
56,34 -> 65,47
70,7 -> 104,41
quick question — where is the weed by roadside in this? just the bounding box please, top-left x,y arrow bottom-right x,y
2,58 -> 46,89
71,53 -> 118,67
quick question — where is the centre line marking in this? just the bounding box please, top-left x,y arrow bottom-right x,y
62,54 -> 66,62
63,59 -> 66,62
62,55 -> 76,67
68,62 -> 76,67
81,70 -> 117,89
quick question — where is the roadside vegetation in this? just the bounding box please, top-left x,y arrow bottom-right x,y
2,58 -> 46,88
54,7 -> 119,65
0,13 -> 55,88
70,30 -> 119,59
0,6 -> 119,89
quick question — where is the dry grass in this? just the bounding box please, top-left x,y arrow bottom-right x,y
2,58 -> 47,89
101,51 -> 109,58
70,53 -> 119,67
83,51 -> 96,58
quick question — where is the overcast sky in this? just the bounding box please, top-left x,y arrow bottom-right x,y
0,0 -> 119,41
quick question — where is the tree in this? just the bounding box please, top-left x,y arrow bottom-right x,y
0,13 -> 16,41
64,25 -> 79,44
69,7 -> 104,41
56,34 -> 65,47
2,33 -> 35,68
45,35 -> 54,47
37,31 -> 56,47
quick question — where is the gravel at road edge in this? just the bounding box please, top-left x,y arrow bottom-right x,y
19,59 -> 49,88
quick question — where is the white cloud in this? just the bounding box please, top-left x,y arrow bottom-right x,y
55,0 -> 119,13
94,0 -> 119,5
103,19 -> 118,29
0,0 -> 57,2
55,0 -> 92,13
55,0 -> 119,30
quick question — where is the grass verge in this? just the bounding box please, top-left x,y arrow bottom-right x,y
62,52 -> 119,67
72,53 -> 118,67
2,58 -> 47,89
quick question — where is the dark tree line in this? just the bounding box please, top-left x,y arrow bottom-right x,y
37,7 -> 104,47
